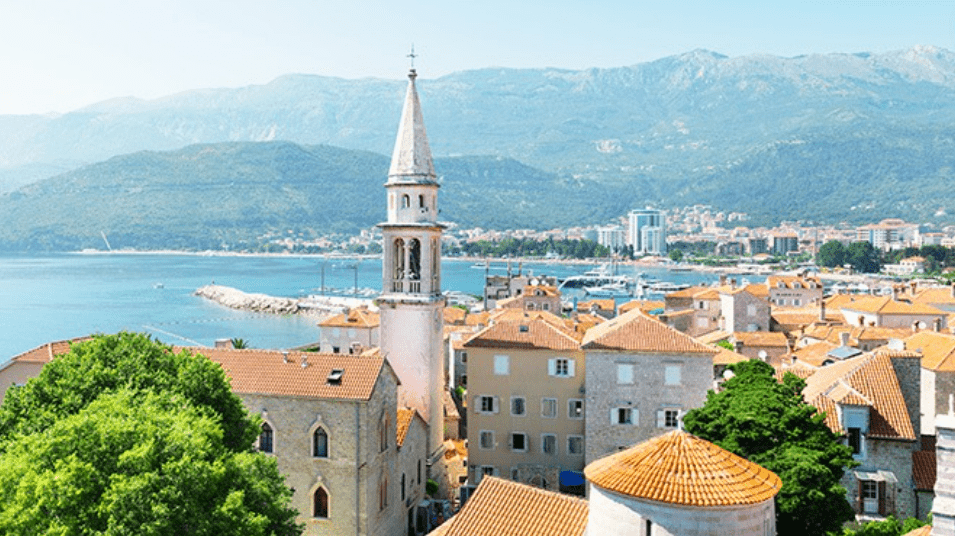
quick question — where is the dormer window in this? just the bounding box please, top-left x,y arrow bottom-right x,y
842,406 -> 869,459
327,369 -> 344,385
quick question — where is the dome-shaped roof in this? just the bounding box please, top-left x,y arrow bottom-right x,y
584,430 -> 781,507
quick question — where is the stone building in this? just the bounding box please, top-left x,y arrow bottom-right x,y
766,274 -> 823,307
318,307 -> 379,354
0,337 -> 89,404
803,348 -> 922,520
463,311 -> 586,490
840,296 -> 948,330
580,308 -> 716,464
905,331 -> 955,436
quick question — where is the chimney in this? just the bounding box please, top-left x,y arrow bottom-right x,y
301,355 -> 308,368
888,351 -> 922,460
839,331 -> 850,347
215,338 -> 234,349
282,351 -> 289,364
893,286 -> 900,302
914,321 -> 921,333
911,281 -> 918,294
719,274 -> 727,287
937,318 -> 944,333
730,278 -> 737,289
734,339 -> 744,354
819,300 -> 826,322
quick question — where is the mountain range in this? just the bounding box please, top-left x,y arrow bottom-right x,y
2,46 -> 955,250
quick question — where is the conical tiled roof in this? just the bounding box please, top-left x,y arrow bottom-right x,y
388,69 -> 435,183
584,430 -> 781,507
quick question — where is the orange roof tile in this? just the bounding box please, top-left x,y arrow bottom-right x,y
8,336 -> 92,364
187,347 -> 387,401
713,347 -> 748,366
695,330 -> 731,345
465,311 -> 491,327
743,284 -> 769,298
766,275 -> 822,290
790,341 -> 839,367
912,286 -> 955,306
577,299 -> 615,312
802,351 -> 917,440
584,430 -> 781,507
318,307 -> 380,328
431,477 -> 588,536
906,331 -> 955,372
732,331 -> 789,348
902,527 -> 932,536
582,309 -> 716,355
913,450 -> 936,491
444,306 -> 468,325
396,407 -> 419,447
841,296 -> 946,316
618,300 -> 664,315
464,315 -> 581,351
665,285 -> 711,299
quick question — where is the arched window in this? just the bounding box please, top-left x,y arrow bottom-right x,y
379,476 -> 389,510
393,239 -> 405,280
419,194 -> 425,208
401,473 -> 406,501
529,475 -> 547,489
313,487 -> 329,519
313,428 -> 329,458
259,423 -> 273,453
408,239 -> 421,280
380,415 -> 390,452
401,194 -> 410,208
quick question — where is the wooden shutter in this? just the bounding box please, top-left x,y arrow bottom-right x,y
857,479 -> 863,514
878,481 -> 886,516
492,396 -> 499,414
547,358 -> 556,376
656,410 -> 665,428
567,359 -> 576,377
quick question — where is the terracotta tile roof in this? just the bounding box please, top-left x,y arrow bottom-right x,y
790,341 -> 839,367
577,299 -> 615,312
802,351 -> 917,440
777,361 -> 818,380
906,331 -> 955,372
584,430 -> 781,507
8,336 -> 92,364
912,450 -> 936,491
743,284 -> 769,298
841,296 -> 946,316
911,286 -> 955,306
732,331 -> 789,348
318,307 -> 380,328
695,330 -> 731,345
444,306 -> 468,325
444,389 -> 460,420
665,285 -> 711,299
396,407 -> 421,447
523,284 -> 560,297
661,308 -> 694,318
802,325 -> 910,346
582,309 -> 716,355
902,527 -> 932,536
695,289 -> 720,300
771,311 -> 824,327
464,314 -> 581,351
618,300 -> 664,315
430,476 -> 588,536
766,275 -> 822,290
713,347 -> 748,366
465,311 -> 491,327
186,347 -> 387,401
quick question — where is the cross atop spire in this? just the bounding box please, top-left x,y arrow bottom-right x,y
407,44 -> 417,73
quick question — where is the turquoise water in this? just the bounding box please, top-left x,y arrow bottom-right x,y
0,254 -> 729,362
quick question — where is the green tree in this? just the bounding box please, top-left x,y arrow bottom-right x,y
231,337 -> 250,349
683,360 -> 856,536
669,248 -> 684,262
0,333 -> 302,535
847,241 -> 881,273
817,240 -> 847,268
0,390 -> 301,535
839,515 -> 928,536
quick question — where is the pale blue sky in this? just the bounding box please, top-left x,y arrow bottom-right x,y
1,0 -> 953,115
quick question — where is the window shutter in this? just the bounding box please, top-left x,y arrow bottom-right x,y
656,410 -> 665,428
857,480 -> 864,514
632,409 -> 640,426
547,358 -> 556,376
493,396 -> 499,414
878,481 -> 886,516
567,359 -> 576,377
611,408 -> 617,424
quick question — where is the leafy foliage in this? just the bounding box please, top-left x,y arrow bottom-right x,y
838,515 -> 929,536
452,237 -> 610,259
683,360 -> 856,536
0,332 -> 302,535
817,240 -> 847,268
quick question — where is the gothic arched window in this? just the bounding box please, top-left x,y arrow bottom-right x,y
409,239 -> 421,280
313,428 -> 328,458
314,487 -> 329,519
393,239 -> 405,280
402,194 -> 410,208
419,194 -> 425,208
259,423 -> 273,453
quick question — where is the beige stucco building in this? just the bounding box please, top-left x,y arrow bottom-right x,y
463,311 -> 586,491
318,307 -> 379,354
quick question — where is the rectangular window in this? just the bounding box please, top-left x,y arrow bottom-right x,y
494,355 -> 510,375
747,304 -> 757,317
658,408 -> 681,428
510,432 -> 528,452
568,399 -> 584,420
461,351 -> 467,363
613,407 -> 637,425
616,363 -> 634,385
478,395 -> 498,414
568,435 -> 584,455
511,396 -> 526,416
664,364 -> 682,386
542,434 -> 557,455
541,398 -> 557,418
548,357 -> 575,378
862,480 -> 879,514
479,430 -> 494,450
847,427 -> 862,455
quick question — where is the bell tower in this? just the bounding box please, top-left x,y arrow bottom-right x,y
378,67 -> 445,460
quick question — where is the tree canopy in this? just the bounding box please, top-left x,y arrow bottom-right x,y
0,332 -> 302,535
817,240 -> 847,268
683,360 -> 856,536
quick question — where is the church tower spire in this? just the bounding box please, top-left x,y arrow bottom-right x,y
378,67 -> 445,464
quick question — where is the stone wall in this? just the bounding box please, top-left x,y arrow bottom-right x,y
842,437 -> 919,520
584,350 -> 712,464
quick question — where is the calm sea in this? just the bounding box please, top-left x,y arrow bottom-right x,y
0,253 -> 730,362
